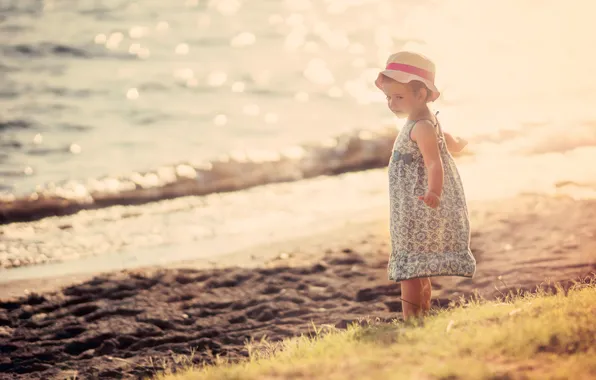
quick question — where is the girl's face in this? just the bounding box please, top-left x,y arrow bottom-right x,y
382,79 -> 423,118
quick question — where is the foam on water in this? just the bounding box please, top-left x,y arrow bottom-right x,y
0,126 -> 399,223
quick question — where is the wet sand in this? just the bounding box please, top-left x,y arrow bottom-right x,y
0,194 -> 595,379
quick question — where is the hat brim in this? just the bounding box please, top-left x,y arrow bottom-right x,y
375,70 -> 440,102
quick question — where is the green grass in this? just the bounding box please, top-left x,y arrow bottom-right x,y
155,278 -> 596,380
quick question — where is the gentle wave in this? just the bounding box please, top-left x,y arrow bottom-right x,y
0,119 -> 35,131
1,42 -> 135,60
4,119 -> 594,225
521,122 -> 596,155
3,43 -> 90,58
2,118 -> 595,225
0,128 -> 403,224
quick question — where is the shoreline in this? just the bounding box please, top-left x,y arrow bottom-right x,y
1,193 -> 595,300
0,210 -> 384,299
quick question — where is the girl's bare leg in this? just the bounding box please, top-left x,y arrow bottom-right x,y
421,277 -> 432,314
401,278 -> 432,320
401,278 -> 423,319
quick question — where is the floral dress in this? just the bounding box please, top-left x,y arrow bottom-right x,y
387,117 -> 476,281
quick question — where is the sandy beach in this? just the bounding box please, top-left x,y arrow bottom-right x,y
1,194 -> 594,379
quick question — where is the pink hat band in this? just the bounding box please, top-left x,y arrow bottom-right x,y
385,62 -> 434,82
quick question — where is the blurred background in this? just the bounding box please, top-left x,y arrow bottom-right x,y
1,0 -> 595,279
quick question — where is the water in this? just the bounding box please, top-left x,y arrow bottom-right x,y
1,0 -> 596,278
1,0 -> 405,199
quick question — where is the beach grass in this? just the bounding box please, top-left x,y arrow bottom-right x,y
155,278 -> 596,380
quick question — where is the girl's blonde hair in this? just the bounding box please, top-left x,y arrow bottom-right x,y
379,75 -> 433,102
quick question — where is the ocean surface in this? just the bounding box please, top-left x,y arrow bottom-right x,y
1,0 -> 596,281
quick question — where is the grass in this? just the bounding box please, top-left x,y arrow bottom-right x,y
154,278 -> 596,380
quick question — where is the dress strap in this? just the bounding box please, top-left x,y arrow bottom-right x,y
434,111 -> 447,148
433,111 -> 445,139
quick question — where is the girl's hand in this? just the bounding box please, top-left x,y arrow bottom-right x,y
418,191 -> 440,208
444,132 -> 468,153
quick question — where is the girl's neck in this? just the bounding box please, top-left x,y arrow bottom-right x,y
407,105 -> 433,122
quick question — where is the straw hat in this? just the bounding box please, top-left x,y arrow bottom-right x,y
375,51 -> 440,102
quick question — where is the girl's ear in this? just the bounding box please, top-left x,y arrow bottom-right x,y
419,87 -> 429,102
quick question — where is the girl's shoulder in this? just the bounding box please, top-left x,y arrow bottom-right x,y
405,118 -> 438,144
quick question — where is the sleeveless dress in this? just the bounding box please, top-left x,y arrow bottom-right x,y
387,116 -> 476,282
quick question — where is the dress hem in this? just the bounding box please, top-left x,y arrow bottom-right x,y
388,273 -> 474,283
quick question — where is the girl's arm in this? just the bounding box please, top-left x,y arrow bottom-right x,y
443,132 -> 468,153
411,121 -> 444,208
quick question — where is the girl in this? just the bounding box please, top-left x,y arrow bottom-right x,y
375,51 -> 476,320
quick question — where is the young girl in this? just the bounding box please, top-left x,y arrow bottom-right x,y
375,51 -> 476,320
